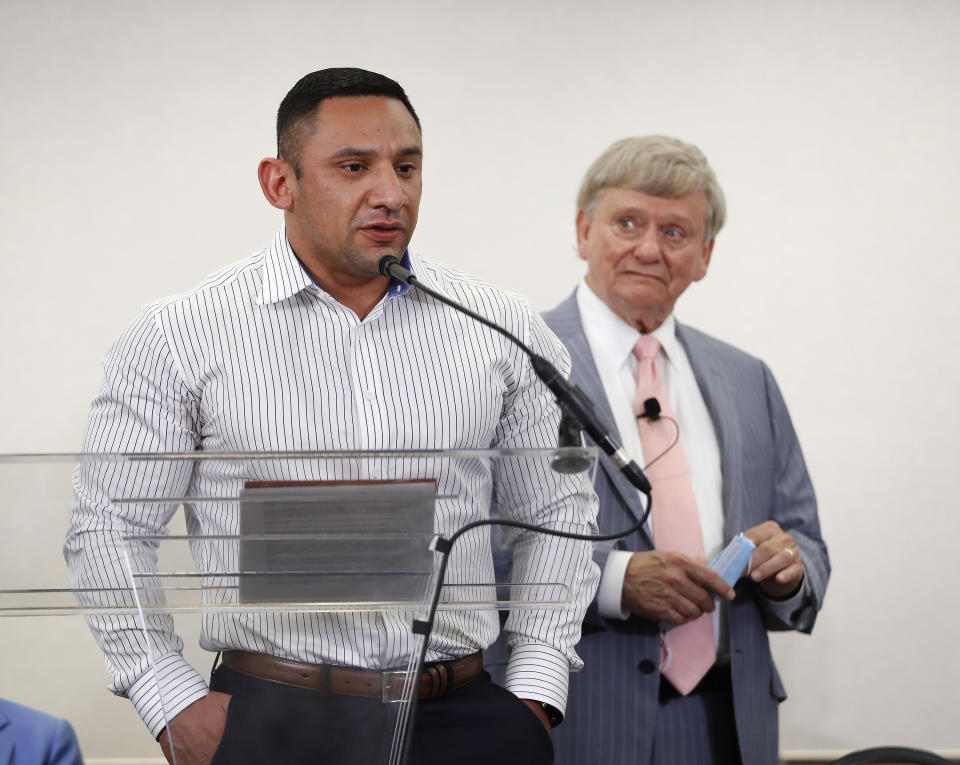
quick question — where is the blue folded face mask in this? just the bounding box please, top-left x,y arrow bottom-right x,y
660,533 -> 758,635
709,532 -> 756,588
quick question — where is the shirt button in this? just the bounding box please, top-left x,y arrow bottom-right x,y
637,659 -> 656,674
364,390 -> 375,401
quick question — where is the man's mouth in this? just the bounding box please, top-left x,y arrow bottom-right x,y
623,270 -> 666,284
360,222 -> 405,243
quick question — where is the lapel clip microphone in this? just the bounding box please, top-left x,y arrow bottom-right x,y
637,397 -> 661,421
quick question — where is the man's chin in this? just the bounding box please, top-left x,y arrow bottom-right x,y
351,246 -> 408,279
364,243 -> 409,267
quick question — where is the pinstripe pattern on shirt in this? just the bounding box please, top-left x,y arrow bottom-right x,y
64,229 -> 600,737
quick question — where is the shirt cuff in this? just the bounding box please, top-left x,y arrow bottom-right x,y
759,574 -> 809,622
503,643 -> 570,716
597,550 -> 633,620
127,652 -> 210,739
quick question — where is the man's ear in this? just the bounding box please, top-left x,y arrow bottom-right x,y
575,209 -> 591,261
694,237 -> 715,281
258,157 -> 295,211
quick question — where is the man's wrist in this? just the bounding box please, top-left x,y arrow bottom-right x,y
536,700 -> 563,728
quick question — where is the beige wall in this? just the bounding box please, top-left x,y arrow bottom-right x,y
1,0 -> 958,759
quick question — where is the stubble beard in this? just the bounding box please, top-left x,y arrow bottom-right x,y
338,234 -> 411,281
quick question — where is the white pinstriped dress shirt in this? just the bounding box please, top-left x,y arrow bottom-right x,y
64,228 -> 600,737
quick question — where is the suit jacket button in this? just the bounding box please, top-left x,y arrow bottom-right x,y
637,659 -> 656,674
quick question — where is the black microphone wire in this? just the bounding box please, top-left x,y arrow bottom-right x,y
393,267 -> 541,359
406,490 -> 655,755
380,254 -> 684,753
379,255 -> 652,492
635,413 -> 680,472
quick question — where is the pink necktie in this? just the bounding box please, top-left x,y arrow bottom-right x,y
633,335 -> 716,695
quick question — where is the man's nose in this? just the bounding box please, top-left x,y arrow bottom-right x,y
632,227 -> 661,259
367,165 -> 407,210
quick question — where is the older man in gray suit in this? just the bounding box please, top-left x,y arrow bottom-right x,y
545,136 -> 829,765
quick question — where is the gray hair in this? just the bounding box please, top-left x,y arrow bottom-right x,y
576,135 -> 726,242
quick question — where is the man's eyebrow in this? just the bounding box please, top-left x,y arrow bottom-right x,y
328,146 -> 423,161
616,206 -> 695,225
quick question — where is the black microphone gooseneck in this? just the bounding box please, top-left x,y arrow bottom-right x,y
378,255 -> 652,495
382,254 -> 660,761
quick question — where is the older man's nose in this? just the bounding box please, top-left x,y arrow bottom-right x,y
633,227 -> 661,259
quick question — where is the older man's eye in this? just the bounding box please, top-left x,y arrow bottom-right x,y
617,219 -> 636,230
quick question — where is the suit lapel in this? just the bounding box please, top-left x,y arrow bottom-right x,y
676,323 -> 744,539
548,292 -> 653,547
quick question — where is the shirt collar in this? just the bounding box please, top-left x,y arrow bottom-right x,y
257,225 -> 414,305
385,250 -> 414,297
576,277 -> 679,369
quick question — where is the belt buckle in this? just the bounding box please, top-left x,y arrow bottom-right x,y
381,670 -> 412,703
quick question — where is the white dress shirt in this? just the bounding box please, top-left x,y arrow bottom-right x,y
64,229 -> 600,737
575,280 -> 800,654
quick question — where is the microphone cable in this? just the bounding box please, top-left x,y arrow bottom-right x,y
636,396 -> 680,472
376,256 -> 684,746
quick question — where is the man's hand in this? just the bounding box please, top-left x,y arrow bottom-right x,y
622,550 -> 735,625
744,521 -> 805,599
158,691 -> 231,765
522,699 -> 552,734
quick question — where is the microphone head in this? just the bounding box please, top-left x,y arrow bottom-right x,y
378,255 -> 400,278
642,397 -> 661,421
551,448 -> 592,475
553,412 -> 590,473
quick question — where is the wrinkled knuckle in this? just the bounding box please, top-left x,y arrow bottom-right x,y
664,551 -> 686,568
662,571 -> 684,588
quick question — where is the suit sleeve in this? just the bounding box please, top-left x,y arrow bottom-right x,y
755,362 -> 830,632
49,718 -> 84,765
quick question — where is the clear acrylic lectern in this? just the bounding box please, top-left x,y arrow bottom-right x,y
0,448 -> 597,764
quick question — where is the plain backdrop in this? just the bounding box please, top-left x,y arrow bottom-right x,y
1,0 -> 958,760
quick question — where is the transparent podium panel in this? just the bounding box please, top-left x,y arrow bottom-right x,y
1,448 -> 597,764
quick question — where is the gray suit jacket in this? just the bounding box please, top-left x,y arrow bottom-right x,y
545,291 -> 830,765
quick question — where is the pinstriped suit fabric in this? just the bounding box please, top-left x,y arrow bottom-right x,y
544,291 -> 829,765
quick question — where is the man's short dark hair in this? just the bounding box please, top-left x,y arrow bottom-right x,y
277,67 -> 421,176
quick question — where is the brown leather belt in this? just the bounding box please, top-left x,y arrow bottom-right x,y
221,650 -> 483,702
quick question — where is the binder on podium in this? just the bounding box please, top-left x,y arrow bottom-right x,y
0,447 -> 597,764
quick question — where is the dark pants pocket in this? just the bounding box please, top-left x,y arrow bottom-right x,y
409,672 -> 554,765
207,692 -> 239,765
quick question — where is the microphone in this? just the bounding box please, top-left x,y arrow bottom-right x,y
378,256 -> 651,495
551,406 -> 592,474
637,397 -> 661,421
379,256 -> 415,283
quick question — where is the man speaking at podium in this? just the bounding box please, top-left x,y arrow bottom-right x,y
544,136 -> 830,765
65,68 -> 599,765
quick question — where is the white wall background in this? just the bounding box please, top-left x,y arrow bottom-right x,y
1,0 -> 958,759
